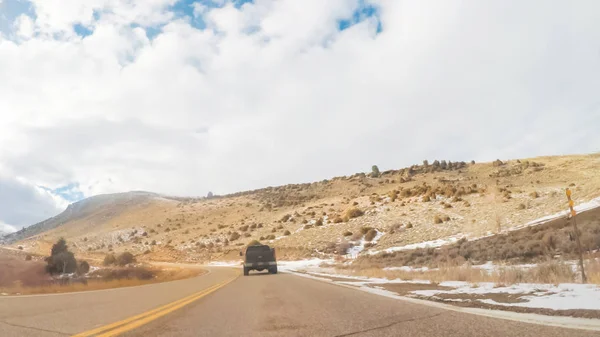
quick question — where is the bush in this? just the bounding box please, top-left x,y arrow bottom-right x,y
265,235 -> 276,240
364,229 -> 378,242
422,195 -> 431,202
45,238 -> 78,275
230,232 -> 241,241
78,261 -> 90,274
281,214 -> 291,222
434,216 -> 443,224
337,242 -> 353,255
371,165 -> 380,178
360,227 -> 373,235
343,231 -> 353,237
239,225 -> 249,232
284,230 -> 291,236
345,208 -> 364,219
247,240 -> 261,246
406,222 -> 413,229
518,203 -> 526,210
530,191 -> 539,199
117,252 -> 136,266
151,240 -> 157,245
315,218 -> 323,226
25,255 -> 32,261
442,215 -> 451,222
333,217 -> 344,223
103,254 -> 117,266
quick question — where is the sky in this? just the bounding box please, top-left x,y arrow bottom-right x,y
1,0 -> 599,232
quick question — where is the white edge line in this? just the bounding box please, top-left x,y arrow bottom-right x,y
284,270 -> 600,332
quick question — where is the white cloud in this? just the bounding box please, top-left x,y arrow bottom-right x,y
0,174 -> 68,229
0,0 -> 599,227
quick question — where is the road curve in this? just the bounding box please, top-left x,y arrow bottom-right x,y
0,266 -> 238,337
123,270 -> 599,337
1,267 -> 599,337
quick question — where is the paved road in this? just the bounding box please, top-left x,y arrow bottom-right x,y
1,267 -> 599,337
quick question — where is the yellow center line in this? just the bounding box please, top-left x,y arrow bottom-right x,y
73,273 -> 239,337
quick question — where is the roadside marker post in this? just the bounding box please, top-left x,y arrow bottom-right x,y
566,188 -> 587,284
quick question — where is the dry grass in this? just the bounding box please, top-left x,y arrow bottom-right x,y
0,267 -> 204,295
333,260 -> 586,285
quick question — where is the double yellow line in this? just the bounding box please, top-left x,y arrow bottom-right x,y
73,275 -> 238,337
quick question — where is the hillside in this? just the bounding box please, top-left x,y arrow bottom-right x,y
6,153 -> 600,264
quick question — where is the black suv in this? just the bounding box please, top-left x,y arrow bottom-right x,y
241,245 -> 278,276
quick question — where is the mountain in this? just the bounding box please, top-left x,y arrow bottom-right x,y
6,153 -> 600,263
2,191 -> 160,244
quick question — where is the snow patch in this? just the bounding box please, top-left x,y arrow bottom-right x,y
370,234 -> 464,254
208,261 -> 241,267
411,281 -> 600,311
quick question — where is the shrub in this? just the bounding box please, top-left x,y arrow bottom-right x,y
117,252 -> 136,266
144,250 -> 151,254
229,232 -> 241,241
371,165 -> 380,178
304,224 -> 313,229
422,195 -> 431,202
530,191 -> 539,199
337,242 -> 353,255
364,229 -> 378,242
315,218 -> 323,226
257,223 -> 263,228
518,203 -> 526,210
277,224 -> 284,229
360,227 -> 373,235
45,238 -> 77,275
343,231 -> 353,236
333,217 -> 344,223
434,216 -> 443,224
103,254 -> 117,266
281,214 -> 291,222
239,225 -> 249,232
406,222 -> 413,229
442,215 -> 451,222
351,232 -> 363,241
247,240 -> 261,246
345,208 -> 364,219
78,261 -> 90,274
25,254 -> 32,261
265,235 -> 276,240
284,230 -> 291,236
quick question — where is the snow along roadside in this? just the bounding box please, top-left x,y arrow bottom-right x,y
283,269 -> 600,332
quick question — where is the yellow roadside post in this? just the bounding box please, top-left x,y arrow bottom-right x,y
566,188 -> 586,283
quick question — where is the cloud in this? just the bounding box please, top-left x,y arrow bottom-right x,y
0,174 -> 68,229
0,0 -> 599,226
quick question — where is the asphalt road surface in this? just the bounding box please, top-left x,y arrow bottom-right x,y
1,267 -> 599,337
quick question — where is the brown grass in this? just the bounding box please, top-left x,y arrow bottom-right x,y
0,267 -> 205,295
333,260 -> 586,285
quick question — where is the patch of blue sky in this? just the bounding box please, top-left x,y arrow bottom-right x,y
48,183 -> 85,202
338,0 -> 382,34
0,0 -> 35,35
73,23 -> 93,37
